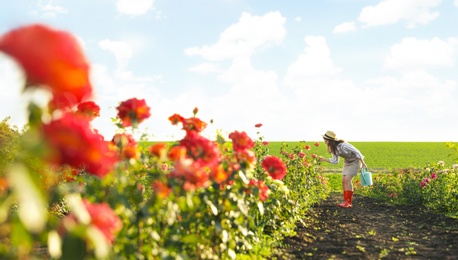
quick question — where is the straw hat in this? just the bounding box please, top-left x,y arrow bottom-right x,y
322,130 -> 338,141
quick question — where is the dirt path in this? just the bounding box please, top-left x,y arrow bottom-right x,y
272,192 -> 458,260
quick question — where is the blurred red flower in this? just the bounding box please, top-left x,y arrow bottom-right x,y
168,113 -> 184,125
255,123 -> 262,128
0,24 -> 92,108
262,156 -> 287,180
168,145 -> 187,161
248,180 -> 269,201
180,131 -> 221,167
42,113 -> 117,177
152,181 -> 171,199
75,101 -> 100,121
82,200 -> 122,244
305,145 -> 311,150
210,164 -> 231,184
314,142 -> 320,147
182,117 -> 207,133
149,143 -> 168,160
111,133 -> 139,160
228,131 -> 254,152
234,149 -> 256,166
116,98 -> 151,127
170,159 -> 210,191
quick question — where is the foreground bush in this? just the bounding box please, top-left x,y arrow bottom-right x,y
0,23 -> 327,259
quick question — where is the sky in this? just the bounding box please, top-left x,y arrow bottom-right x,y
1,0 -> 458,142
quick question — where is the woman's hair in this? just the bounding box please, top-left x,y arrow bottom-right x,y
326,139 -> 345,155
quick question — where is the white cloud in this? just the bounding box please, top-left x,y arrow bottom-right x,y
333,22 -> 356,34
98,40 -> 133,70
116,0 -> 155,16
385,37 -> 457,71
188,62 -> 222,75
360,70 -> 457,127
284,36 -> 341,84
34,1 -> 68,17
358,0 -> 441,28
455,0 -> 458,7
185,11 -> 286,61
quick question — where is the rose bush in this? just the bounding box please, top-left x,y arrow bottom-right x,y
0,23 -> 328,259
358,161 -> 458,217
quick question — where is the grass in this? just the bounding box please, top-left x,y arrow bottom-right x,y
325,173 -> 381,192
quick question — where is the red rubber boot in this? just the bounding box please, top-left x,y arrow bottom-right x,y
344,191 -> 353,208
337,191 -> 348,207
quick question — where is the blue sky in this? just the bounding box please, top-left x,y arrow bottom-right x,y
1,0 -> 458,142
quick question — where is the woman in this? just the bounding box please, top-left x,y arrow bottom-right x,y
319,130 -> 366,208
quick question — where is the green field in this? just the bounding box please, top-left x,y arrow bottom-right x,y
264,142 -> 458,172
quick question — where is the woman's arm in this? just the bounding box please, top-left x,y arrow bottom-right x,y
319,154 -> 339,164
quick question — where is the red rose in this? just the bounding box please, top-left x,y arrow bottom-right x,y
75,101 -> 100,121
111,133 -> 139,159
84,200 -> 122,243
149,143 -> 168,159
42,113 -> 117,177
262,156 -> 287,180
180,131 -> 221,167
181,117 -> 207,133
248,179 -> 269,201
0,24 -> 92,108
116,98 -> 151,127
168,113 -> 184,125
228,131 -> 254,152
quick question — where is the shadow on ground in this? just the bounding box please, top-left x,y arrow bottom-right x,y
271,192 -> 458,260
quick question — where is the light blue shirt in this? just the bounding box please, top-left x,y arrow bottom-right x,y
329,142 -> 364,164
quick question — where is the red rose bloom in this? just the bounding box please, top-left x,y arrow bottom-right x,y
228,131 -> 254,152
210,164 -> 231,184
235,149 -> 256,166
167,145 -> 187,161
116,98 -> 151,127
248,179 -> 269,202
262,156 -> 287,180
168,113 -> 184,125
76,101 -> 100,121
42,113 -> 117,177
82,200 -> 122,244
180,131 -> 221,167
149,143 -> 168,159
111,133 -> 139,159
0,24 -> 92,108
181,117 -> 207,133
152,181 -> 171,199
170,159 -> 210,191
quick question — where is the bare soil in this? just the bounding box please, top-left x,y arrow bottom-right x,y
271,192 -> 458,260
